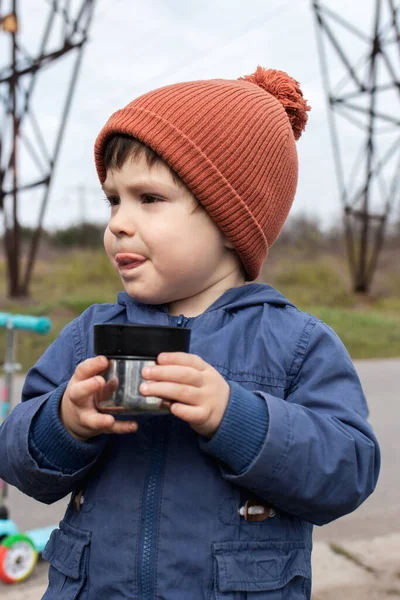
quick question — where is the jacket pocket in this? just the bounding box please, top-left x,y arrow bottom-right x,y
212,541 -> 311,599
42,520 -> 91,600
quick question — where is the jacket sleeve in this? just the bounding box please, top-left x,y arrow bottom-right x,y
200,320 -> 380,526
0,318 -> 105,505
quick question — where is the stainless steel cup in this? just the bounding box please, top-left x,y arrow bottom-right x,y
96,358 -> 169,414
93,323 -> 191,415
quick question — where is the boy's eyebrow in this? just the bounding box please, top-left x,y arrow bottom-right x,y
102,179 -> 179,196
127,181 -> 176,194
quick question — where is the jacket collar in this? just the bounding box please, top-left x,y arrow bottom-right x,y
117,283 -> 294,324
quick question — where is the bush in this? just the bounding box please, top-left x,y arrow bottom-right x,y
49,223 -> 105,248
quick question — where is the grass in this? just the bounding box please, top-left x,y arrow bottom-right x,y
306,307 -> 400,359
0,248 -> 399,372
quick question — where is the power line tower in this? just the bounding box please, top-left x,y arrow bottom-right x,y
0,0 -> 97,298
312,0 -> 400,293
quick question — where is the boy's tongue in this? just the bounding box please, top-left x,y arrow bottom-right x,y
116,253 -> 146,267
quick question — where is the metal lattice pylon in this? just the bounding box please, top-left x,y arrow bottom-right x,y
0,0 -> 97,297
312,0 -> 400,293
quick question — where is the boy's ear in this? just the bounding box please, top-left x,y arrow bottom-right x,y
224,237 -> 235,249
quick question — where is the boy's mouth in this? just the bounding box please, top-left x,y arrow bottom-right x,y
115,253 -> 147,270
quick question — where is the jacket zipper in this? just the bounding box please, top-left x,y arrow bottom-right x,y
137,316 -> 187,599
138,417 -> 169,600
176,313 -> 189,327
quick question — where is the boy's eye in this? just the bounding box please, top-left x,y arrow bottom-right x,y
141,194 -> 163,204
103,194 -> 163,207
103,196 -> 119,207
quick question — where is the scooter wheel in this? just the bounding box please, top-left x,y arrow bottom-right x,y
0,533 -> 38,584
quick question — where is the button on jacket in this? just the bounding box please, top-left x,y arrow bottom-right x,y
0,284 -> 380,599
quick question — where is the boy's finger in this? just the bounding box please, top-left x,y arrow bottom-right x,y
140,381 -> 197,405
142,365 -> 202,387
79,410 -> 115,431
68,375 -> 105,404
170,401 -> 202,423
74,356 -> 109,381
109,420 -> 139,435
157,352 -> 206,370
79,411 -> 138,435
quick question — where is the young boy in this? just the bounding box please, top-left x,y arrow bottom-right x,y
0,67 -> 380,599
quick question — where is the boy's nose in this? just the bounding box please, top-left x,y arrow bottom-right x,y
108,208 -> 137,237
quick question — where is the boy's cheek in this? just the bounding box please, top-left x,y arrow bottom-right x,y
103,229 -> 117,266
103,227 -> 112,249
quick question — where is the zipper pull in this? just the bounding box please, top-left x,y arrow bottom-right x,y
176,314 -> 185,327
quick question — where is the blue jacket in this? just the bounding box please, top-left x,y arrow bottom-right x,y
0,284 -> 380,599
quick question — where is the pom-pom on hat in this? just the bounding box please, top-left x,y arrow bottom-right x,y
94,66 -> 310,280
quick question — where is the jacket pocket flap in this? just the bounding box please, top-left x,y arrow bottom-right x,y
42,521 -> 91,580
213,541 -> 311,592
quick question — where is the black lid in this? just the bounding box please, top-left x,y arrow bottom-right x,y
94,323 -> 191,359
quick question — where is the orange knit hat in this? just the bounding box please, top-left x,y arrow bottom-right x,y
94,67 -> 310,280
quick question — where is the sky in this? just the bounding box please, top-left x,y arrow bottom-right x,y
1,0 -> 399,232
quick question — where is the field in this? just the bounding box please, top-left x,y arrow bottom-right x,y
0,243 -> 399,372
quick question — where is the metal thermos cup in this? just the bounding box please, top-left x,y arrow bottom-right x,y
93,323 -> 191,415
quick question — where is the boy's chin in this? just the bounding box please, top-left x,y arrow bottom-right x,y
122,285 -> 169,307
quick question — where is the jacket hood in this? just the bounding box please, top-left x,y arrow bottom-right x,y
117,283 -> 295,316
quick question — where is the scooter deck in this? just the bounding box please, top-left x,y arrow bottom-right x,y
24,525 -> 57,554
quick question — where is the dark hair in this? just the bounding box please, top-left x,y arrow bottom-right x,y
103,134 -> 186,190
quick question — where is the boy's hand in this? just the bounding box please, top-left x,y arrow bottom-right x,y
140,353 -> 230,437
60,356 -> 138,442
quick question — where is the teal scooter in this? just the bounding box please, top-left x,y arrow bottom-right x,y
0,313 -> 56,584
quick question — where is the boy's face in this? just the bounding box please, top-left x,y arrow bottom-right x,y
103,153 -> 243,313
